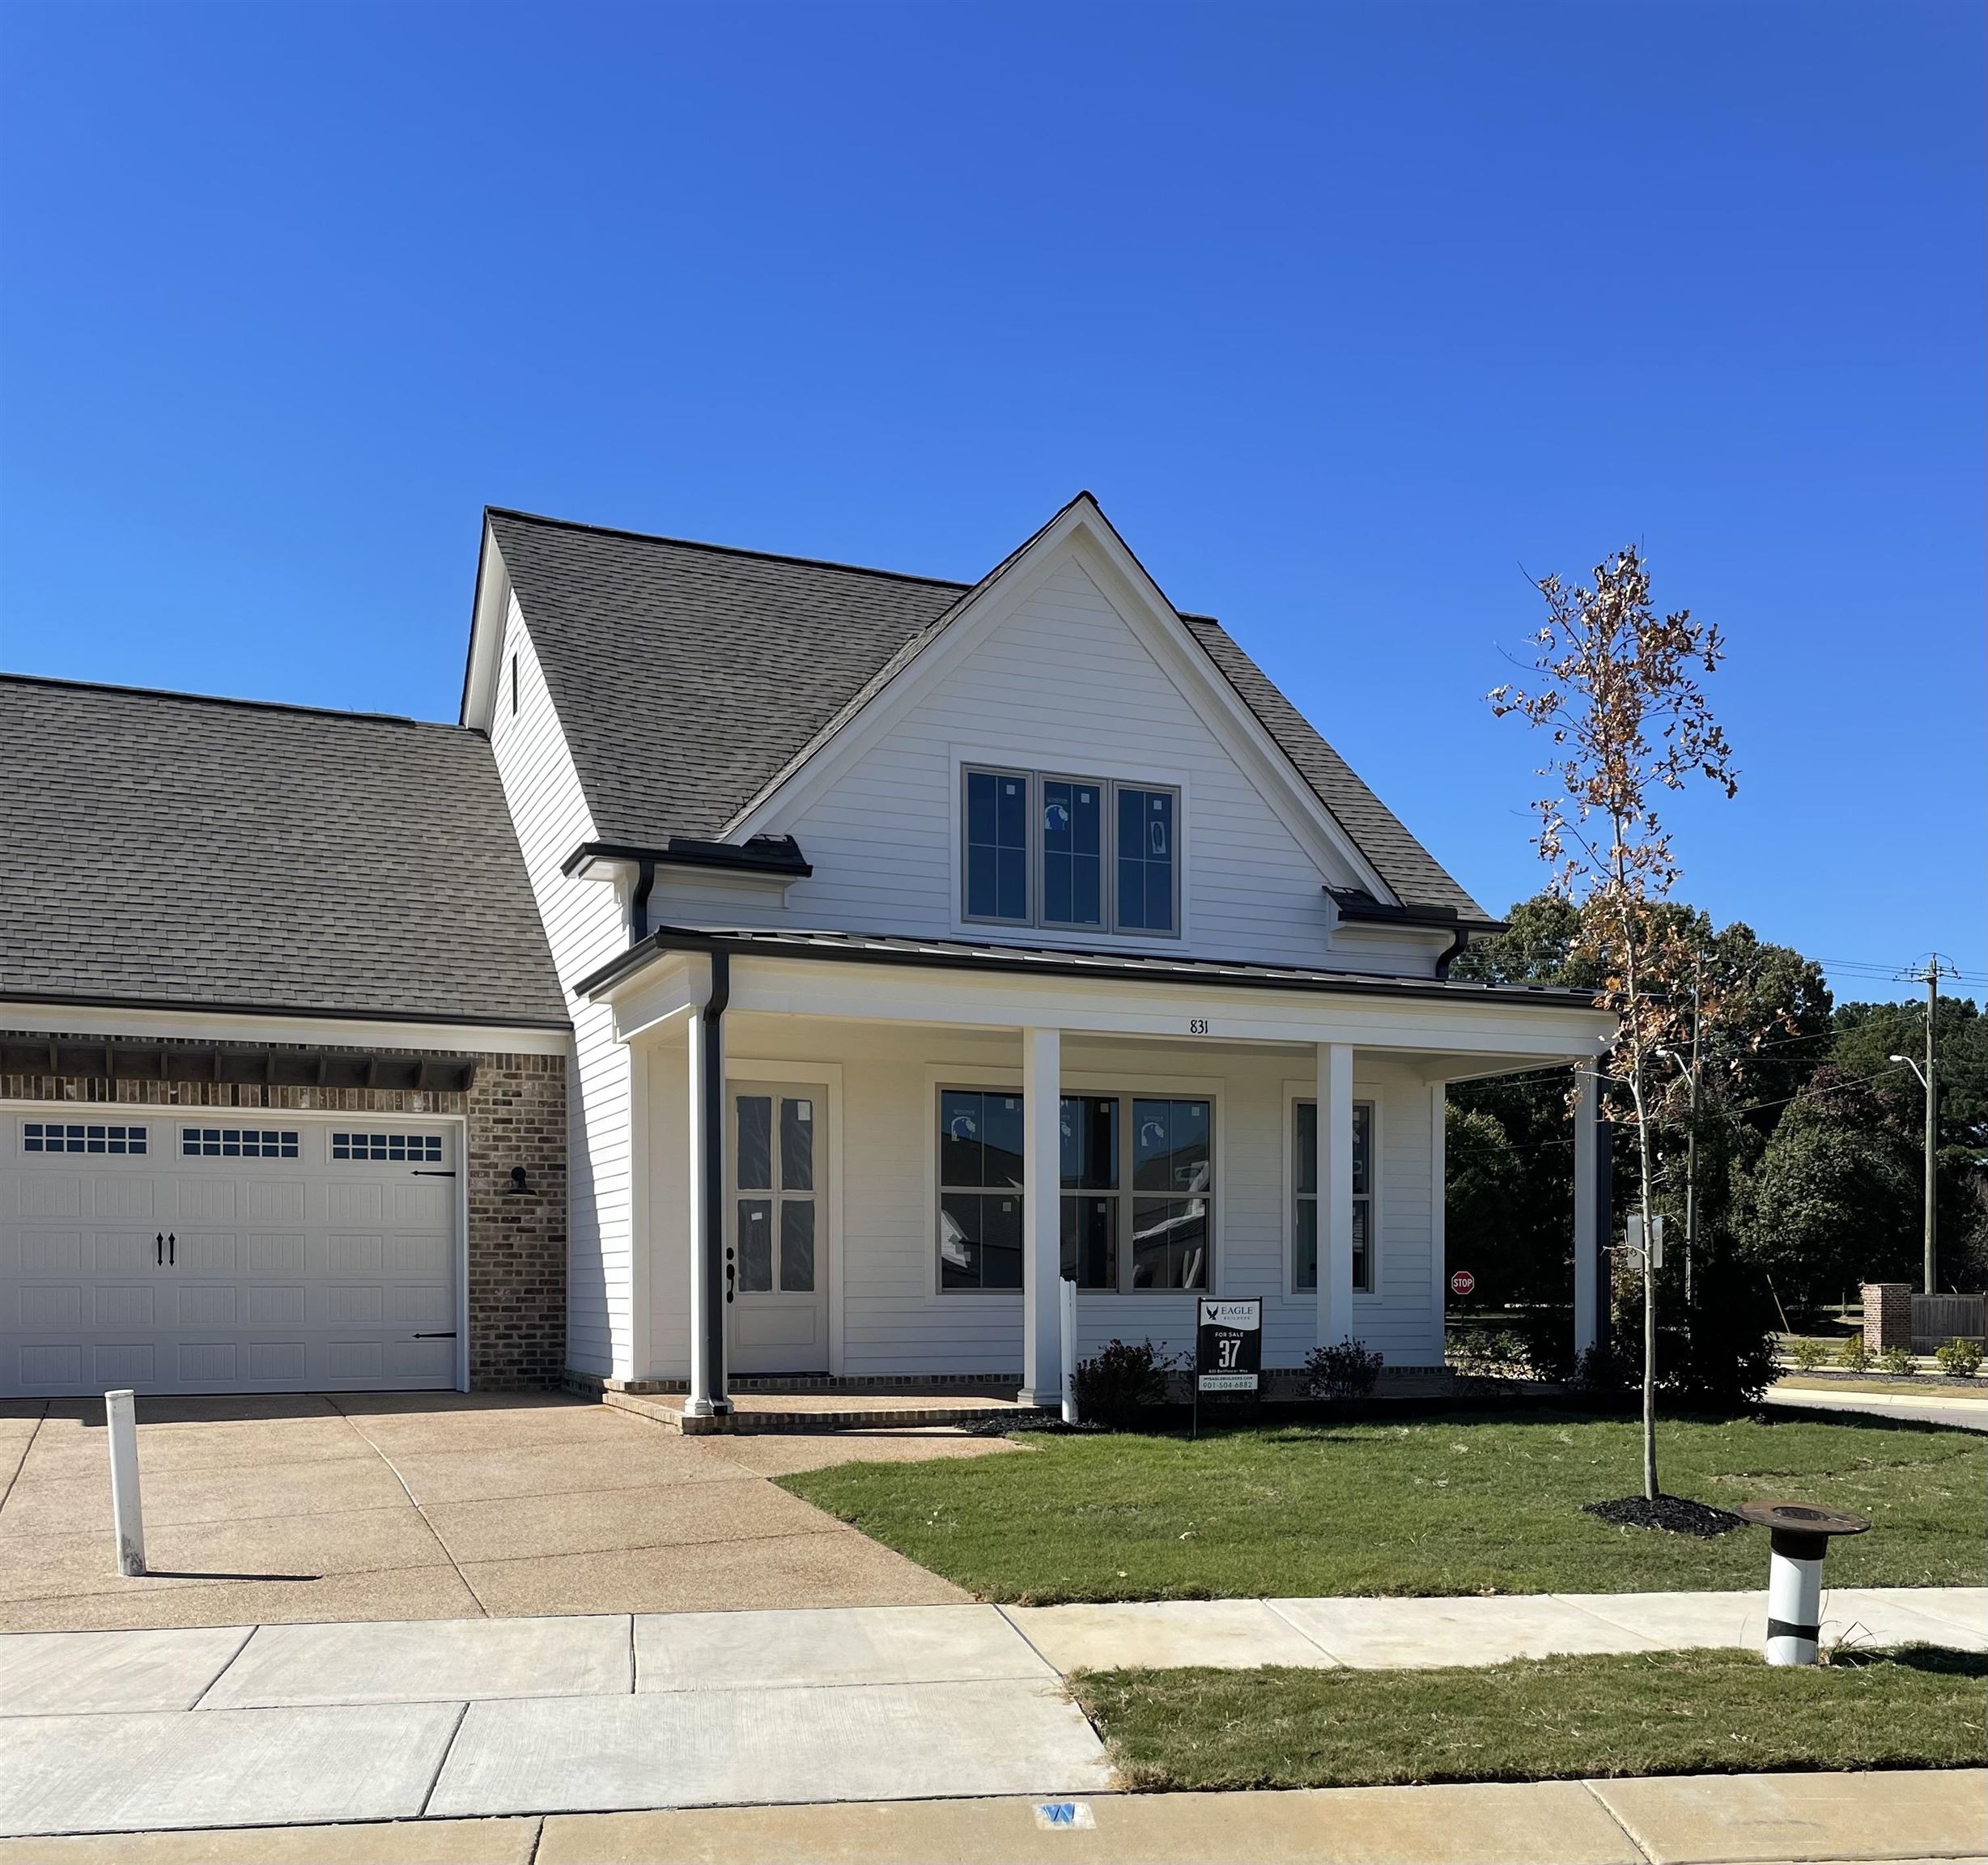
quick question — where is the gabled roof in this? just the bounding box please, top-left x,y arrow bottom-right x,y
483,504 -> 1489,921
1,676 -> 567,1027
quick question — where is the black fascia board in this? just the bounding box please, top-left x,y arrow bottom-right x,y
577,924 -> 1598,1010
560,837 -> 813,881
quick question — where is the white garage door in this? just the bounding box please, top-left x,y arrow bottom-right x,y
0,1111 -> 461,1397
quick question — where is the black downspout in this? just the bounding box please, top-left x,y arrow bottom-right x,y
701,949 -> 732,1414
630,859 -> 656,945
1434,924 -> 1471,979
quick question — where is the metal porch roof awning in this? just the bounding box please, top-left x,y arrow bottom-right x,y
579,923 -> 1596,1011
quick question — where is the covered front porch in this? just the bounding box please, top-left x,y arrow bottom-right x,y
580,930 -> 1615,1421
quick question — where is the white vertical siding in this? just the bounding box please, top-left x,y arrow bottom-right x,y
486,593 -> 634,1380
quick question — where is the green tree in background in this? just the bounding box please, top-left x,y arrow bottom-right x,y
1735,1068 -> 1918,1317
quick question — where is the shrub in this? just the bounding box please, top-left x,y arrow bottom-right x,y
1934,1336 -> 1985,1380
1875,1344 -> 1916,1379
1571,1340 -> 1631,1394
1837,1331 -> 1872,1373
1786,1336 -> 1830,1373
1071,1339 -> 1170,1429
1302,1336 -> 1384,1401
1446,1326 -> 1528,1380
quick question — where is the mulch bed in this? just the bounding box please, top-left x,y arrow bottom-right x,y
1582,1493 -> 1748,1537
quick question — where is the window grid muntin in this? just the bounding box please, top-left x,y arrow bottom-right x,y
941,1088 -> 1213,1294
730,1090 -> 819,1296
23,1121 -> 147,1155
958,767 -> 1182,940
1114,785 -> 1179,935
962,767 -> 1034,925
1293,1098 -> 1374,1294
330,1131 -> 444,1163
182,1127 -> 299,1158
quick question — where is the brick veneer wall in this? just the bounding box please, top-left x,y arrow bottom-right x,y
1,1030 -> 567,1390
1860,1281 -> 1913,1357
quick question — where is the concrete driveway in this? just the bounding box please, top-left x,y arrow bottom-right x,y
0,1394 -> 1010,1633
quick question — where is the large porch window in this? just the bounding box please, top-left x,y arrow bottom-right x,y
1293,1098 -> 1374,1294
938,1088 -> 1211,1293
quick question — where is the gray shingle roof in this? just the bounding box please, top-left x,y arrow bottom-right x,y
489,508 -> 1490,921
2,677 -> 567,1026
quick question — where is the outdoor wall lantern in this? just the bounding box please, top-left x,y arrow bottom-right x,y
504,1166 -> 535,1196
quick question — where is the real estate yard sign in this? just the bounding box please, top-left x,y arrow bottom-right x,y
1193,1298 -> 1262,1438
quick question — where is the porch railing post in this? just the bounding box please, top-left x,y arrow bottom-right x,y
1318,1043 -> 1355,1349
1020,1026 -> 1062,1404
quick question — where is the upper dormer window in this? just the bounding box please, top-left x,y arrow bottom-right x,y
962,767 -> 1178,937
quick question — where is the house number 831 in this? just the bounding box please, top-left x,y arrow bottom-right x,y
1187,1017 -> 1209,1035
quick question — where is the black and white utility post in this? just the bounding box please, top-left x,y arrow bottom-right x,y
1890,955 -> 1956,1296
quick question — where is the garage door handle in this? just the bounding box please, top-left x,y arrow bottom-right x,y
155,1232 -> 163,1267
168,1233 -> 175,1266
412,1332 -> 457,1340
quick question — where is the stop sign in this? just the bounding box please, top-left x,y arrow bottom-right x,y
1449,1269 -> 1476,1297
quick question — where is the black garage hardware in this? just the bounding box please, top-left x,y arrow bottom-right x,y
412,1332 -> 457,1340
155,1232 -> 175,1266
410,1169 -> 457,1178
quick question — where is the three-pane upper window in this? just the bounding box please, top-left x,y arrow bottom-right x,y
962,767 -> 1178,936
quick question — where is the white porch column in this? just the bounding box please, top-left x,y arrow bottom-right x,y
1020,1026 -> 1062,1404
1573,1066 -> 1600,1359
1317,1043 -> 1355,1348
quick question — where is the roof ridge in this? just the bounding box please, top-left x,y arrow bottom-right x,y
486,506 -> 974,593
0,671 -> 465,733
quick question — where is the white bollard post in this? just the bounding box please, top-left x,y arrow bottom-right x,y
1059,1276 -> 1079,1425
1764,1528 -> 1824,1666
1740,1500 -> 1868,1666
105,1388 -> 146,1577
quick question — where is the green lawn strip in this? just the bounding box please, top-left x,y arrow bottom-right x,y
778,1413 -> 1986,1603
1071,1646 -> 1986,1791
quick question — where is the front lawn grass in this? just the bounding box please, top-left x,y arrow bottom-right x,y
1073,1646 -> 1986,1790
778,1411 -> 1985,1602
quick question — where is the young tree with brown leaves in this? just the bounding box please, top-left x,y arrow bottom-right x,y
1490,546 -> 1737,1502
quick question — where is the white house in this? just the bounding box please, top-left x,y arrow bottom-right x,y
464,493 -> 1612,1416
0,492 -> 1611,1408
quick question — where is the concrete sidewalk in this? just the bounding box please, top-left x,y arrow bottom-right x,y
1765,1381 -> 1988,1434
0,1772 -> 1982,1864
2,1590 -> 1981,1839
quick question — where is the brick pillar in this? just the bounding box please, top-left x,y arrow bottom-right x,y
1860,1282 -> 1912,1356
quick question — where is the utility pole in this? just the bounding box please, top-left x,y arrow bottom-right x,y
1893,958 -> 1956,1294
1917,958 -> 1944,1294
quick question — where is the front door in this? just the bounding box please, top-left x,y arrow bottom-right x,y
726,1084 -> 828,1374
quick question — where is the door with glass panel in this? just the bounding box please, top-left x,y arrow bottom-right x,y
726,1085 -> 828,1374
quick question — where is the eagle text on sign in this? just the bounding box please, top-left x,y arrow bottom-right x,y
1196,1298 -> 1262,1392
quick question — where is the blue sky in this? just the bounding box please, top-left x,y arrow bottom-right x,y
2,1 -> 1980,1006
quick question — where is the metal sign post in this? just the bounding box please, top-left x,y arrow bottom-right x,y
1193,1298 -> 1262,1440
